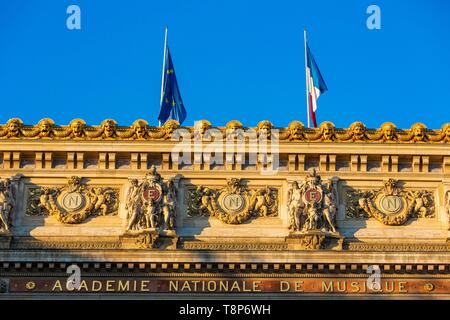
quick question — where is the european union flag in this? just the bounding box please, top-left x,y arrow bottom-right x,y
158,47 -> 187,125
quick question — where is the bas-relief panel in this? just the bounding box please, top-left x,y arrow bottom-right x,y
0,167 -> 448,247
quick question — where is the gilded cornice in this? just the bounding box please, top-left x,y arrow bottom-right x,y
1,118 -> 449,144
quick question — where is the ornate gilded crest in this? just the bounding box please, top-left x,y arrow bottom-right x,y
287,170 -> 338,234
26,176 -> 119,224
125,166 -> 178,232
347,179 -> 435,225
187,178 -> 278,224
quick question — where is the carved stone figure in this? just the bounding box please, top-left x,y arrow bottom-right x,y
322,183 -> 337,232
1,118 -> 450,144
380,122 -> 397,142
125,179 -> 141,230
162,180 -> 177,230
36,118 -> 54,138
38,187 -> 58,214
257,120 -> 273,139
69,119 -> 86,138
305,122 -> 336,142
0,177 -> 17,232
408,191 -> 434,218
287,170 -> 339,233
287,181 -> 305,231
429,123 -> 450,143
131,119 -> 149,140
280,121 -> 305,141
187,178 -> 278,224
225,120 -> 244,140
445,190 -> 450,228
124,166 -> 179,231
348,179 -> 435,225
320,122 -> 335,141
0,118 -> 23,139
249,187 -> 277,217
26,176 -> 119,224
192,120 -> 212,141
410,123 -> 427,142
100,119 -> 117,139
144,198 -> 158,229
442,123 -> 450,143
336,122 -> 367,142
148,120 -> 180,140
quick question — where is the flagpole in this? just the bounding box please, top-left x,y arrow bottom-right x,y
159,26 -> 168,127
304,28 -> 310,128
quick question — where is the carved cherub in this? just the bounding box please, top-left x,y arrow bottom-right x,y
90,187 -> 109,215
200,187 -> 215,215
408,191 -> 434,218
144,198 -> 158,229
305,203 -> 320,231
250,187 -> 277,217
38,187 -> 58,214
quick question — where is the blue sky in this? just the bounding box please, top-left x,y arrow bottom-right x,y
1,0 -> 449,129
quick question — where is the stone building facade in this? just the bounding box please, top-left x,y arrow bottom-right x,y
0,118 -> 449,298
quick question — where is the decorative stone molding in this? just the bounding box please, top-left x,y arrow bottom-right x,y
26,176 -> 119,224
186,178 -> 278,224
347,242 -> 450,252
1,118 -> 450,143
180,241 -> 288,251
346,179 -> 435,225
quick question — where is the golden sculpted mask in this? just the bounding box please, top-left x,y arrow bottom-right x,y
350,121 -> 366,141
101,119 -> 117,138
443,123 -> 450,142
257,120 -> 272,138
381,122 -> 396,141
37,118 -> 54,138
194,120 -> 212,135
70,119 -> 86,138
6,118 -> 23,137
287,121 -> 304,141
0,118 -> 449,144
409,123 -> 426,142
132,119 -> 148,139
163,120 -> 180,137
319,121 -> 335,141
